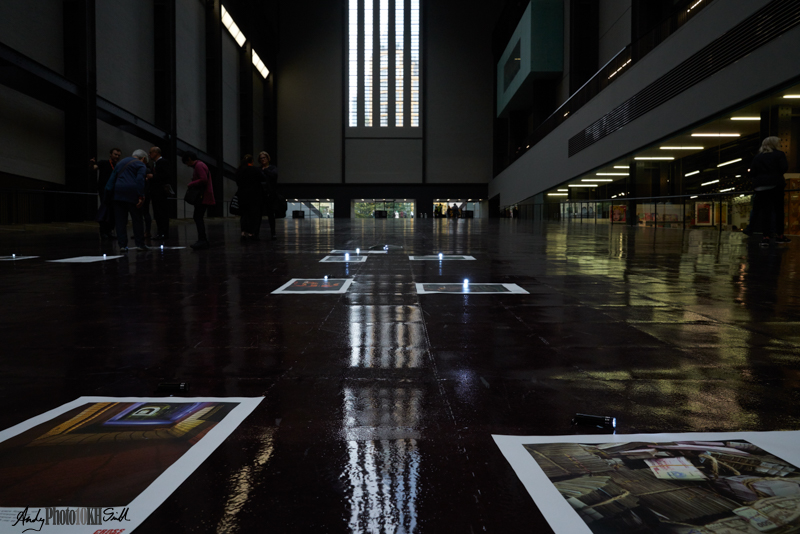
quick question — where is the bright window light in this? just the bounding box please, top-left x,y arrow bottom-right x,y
221,5 -> 246,47
685,170 -> 700,176
717,158 -> 743,167
660,146 -> 704,150
692,133 -> 740,137
730,117 -> 760,120
252,50 -> 269,78
221,6 -> 233,27
596,173 -> 629,176
634,157 -> 674,160
701,179 -> 720,186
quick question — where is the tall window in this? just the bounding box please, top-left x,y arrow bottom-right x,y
348,0 -> 421,129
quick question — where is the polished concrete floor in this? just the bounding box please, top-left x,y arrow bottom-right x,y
1,217 -> 799,532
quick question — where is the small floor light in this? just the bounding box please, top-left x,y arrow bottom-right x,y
572,413 -> 616,429
103,254 -> 106,259
12,254 -> 15,259
345,253 -> 350,261
324,275 -> 328,280
439,252 -> 443,260
463,279 -> 469,288
161,244 -> 164,250
356,248 -> 360,255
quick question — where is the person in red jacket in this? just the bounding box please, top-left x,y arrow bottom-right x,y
181,152 -> 216,249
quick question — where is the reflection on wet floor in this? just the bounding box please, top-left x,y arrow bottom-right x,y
1,218 -> 800,532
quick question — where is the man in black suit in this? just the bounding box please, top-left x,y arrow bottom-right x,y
90,147 -> 121,239
149,146 -> 173,240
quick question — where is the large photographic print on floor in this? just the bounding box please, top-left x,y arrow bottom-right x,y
0,396 -> 262,533
493,431 -> 800,533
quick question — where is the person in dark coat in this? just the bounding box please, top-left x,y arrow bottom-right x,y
258,151 -> 278,240
90,147 -> 121,239
235,154 -> 265,240
106,149 -> 148,251
750,136 -> 790,246
149,146 -> 173,240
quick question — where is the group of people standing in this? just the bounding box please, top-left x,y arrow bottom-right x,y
233,151 -> 278,241
92,146 -> 174,251
92,147 -> 278,251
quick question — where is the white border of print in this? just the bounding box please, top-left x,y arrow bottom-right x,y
415,283 -> 529,294
272,278 -> 354,294
320,255 -> 368,263
0,396 -> 262,534
47,256 -> 124,263
408,255 -> 476,261
330,250 -> 387,254
493,431 -> 800,534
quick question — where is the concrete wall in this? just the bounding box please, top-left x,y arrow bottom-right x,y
0,85 -> 65,184
490,0 -> 795,206
426,0 -> 501,184
0,0 -> 64,74
598,0 -> 631,65
96,0 -> 156,122
253,75 -> 265,154
277,0 -> 499,187
222,33 -> 240,168
176,0 -> 207,152
277,0 -> 342,184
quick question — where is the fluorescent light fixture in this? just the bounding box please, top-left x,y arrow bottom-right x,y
582,179 -> 613,182
730,117 -> 760,121
557,189 -> 568,192
660,146 -> 704,150
687,0 -> 703,12
252,50 -> 270,78
634,157 -> 674,160
685,170 -> 700,176
690,196 -> 698,199
568,184 -> 595,187
717,158 -> 742,167
548,193 -> 568,196
691,133 -> 740,137
720,187 -> 735,192
701,179 -> 720,186
783,95 -> 800,99
735,175 -> 742,178
221,6 -> 233,26
596,173 -> 629,176
221,5 -> 246,47
611,195 -> 617,198
613,166 -> 629,169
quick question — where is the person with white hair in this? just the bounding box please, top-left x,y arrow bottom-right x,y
105,149 -> 149,251
750,136 -> 790,246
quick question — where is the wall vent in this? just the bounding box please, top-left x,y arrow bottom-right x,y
568,0 -> 800,157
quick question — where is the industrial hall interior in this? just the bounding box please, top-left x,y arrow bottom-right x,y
2,0 -> 800,533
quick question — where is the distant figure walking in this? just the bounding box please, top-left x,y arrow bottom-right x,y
259,151 -> 278,240
750,136 -> 789,247
235,154 -> 265,240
